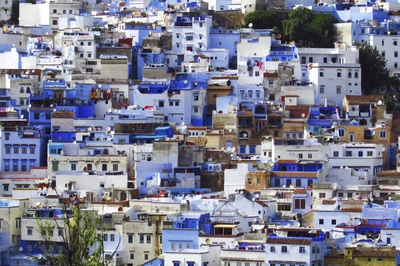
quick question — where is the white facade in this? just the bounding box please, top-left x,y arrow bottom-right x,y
224,163 -> 254,196
170,16 -> 212,61
19,2 -> 50,26
328,143 -> 385,185
164,245 -> 220,266
0,48 -> 20,69
298,44 -> 361,106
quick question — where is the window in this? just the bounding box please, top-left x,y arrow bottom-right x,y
102,164 -> 107,171
309,57 -> 313,63
6,147 -> 10,154
5,134 -> 9,140
380,130 -> 386,138
34,113 -> 39,119
16,219 -> 21,229
308,153 -> 312,159
336,86 -> 342,94
382,51 -> 386,57
281,246 -> 288,253
332,219 -> 336,225
30,148 -> 35,154
52,162 -> 59,172
295,199 -> 306,209
52,9 -> 57,13
348,72 -> 352,78
247,178 -> 252,184
319,193 -> 326,198
319,72 -> 324,77
71,163 -> 77,171
14,147 -> 18,154
13,163 -> 18,172
3,184 -> 9,191
22,147 -> 27,154
346,151 -> 352,157
103,234 -> 108,241
367,151 -> 373,156
299,246 -> 305,253
159,101 -> 164,107
173,262 -> 180,266
52,19 -> 58,25
377,258 -> 383,261
20,87 -> 24,93
130,253 -> 134,260
395,52 -> 398,58
128,234 -> 133,243
358,151 -> 363,157
354,72 -> 359,78
186,36 -> 193,41
63,9 -> 66,14
333,151 -> 339,157
146,235 -> 151,244
194,107 -> 199,113
110,234 -> 115,241
27,227 -> 33,235
140,235 -> 144,243
338,128 -> 345,137
319,85 -> 325,93
319,219 -> 324,225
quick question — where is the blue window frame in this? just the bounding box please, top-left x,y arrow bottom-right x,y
239,145 -> 246,154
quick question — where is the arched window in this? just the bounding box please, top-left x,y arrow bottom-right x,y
26,87 -> 31,93
354,72 -> 359,79
20,99 -> 24,106
103,149 -> 109,155
348,72 -> 352,78
147,155 -> 152,161
141,154 -> 146,161
20,87 -> 24,93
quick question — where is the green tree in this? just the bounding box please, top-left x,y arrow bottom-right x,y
358,43 -> 392,94
37,198 -> 118,266
282,7 -> 337,47
243,10 -> 282,30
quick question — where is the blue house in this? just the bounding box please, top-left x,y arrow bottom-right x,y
162,212 -> 210,252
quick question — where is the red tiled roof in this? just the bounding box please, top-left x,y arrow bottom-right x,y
340,208 -> 362,212
322,199 -> 336,205
276,160 -> 298,164
344,95 -> 383,105
271,171 -> 318,178
266,237 -> 312,245
293,189 -> 308,194
52,112 -> 75,118
377,171 -> 400,177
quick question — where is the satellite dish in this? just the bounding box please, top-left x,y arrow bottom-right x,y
88,127 -> 92,132
278,108 -> 283,112
20,115 -> 24,119
243,133 -> 248,138
255,194 -> 260,199
19,247 -> 23,252
183,80 -> 188,84
156,208 -> 160,213
107,108 -> 112,113
227,147 -> 232,152
301,113 -> 305,118
248,23 -> 253,28
231,147 -> 236,153
252,197 -> 255,201
221,147 -> 225,151
208,158 -> 212,162
50,104 -> 53,108
205,238 -> 211,244
232,240 -> 238,246
106,126 -> 111,132
377,100 -> 383,106
37,254 -> 43,260
181,121 -> 185,126
148,190 -> 153,195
